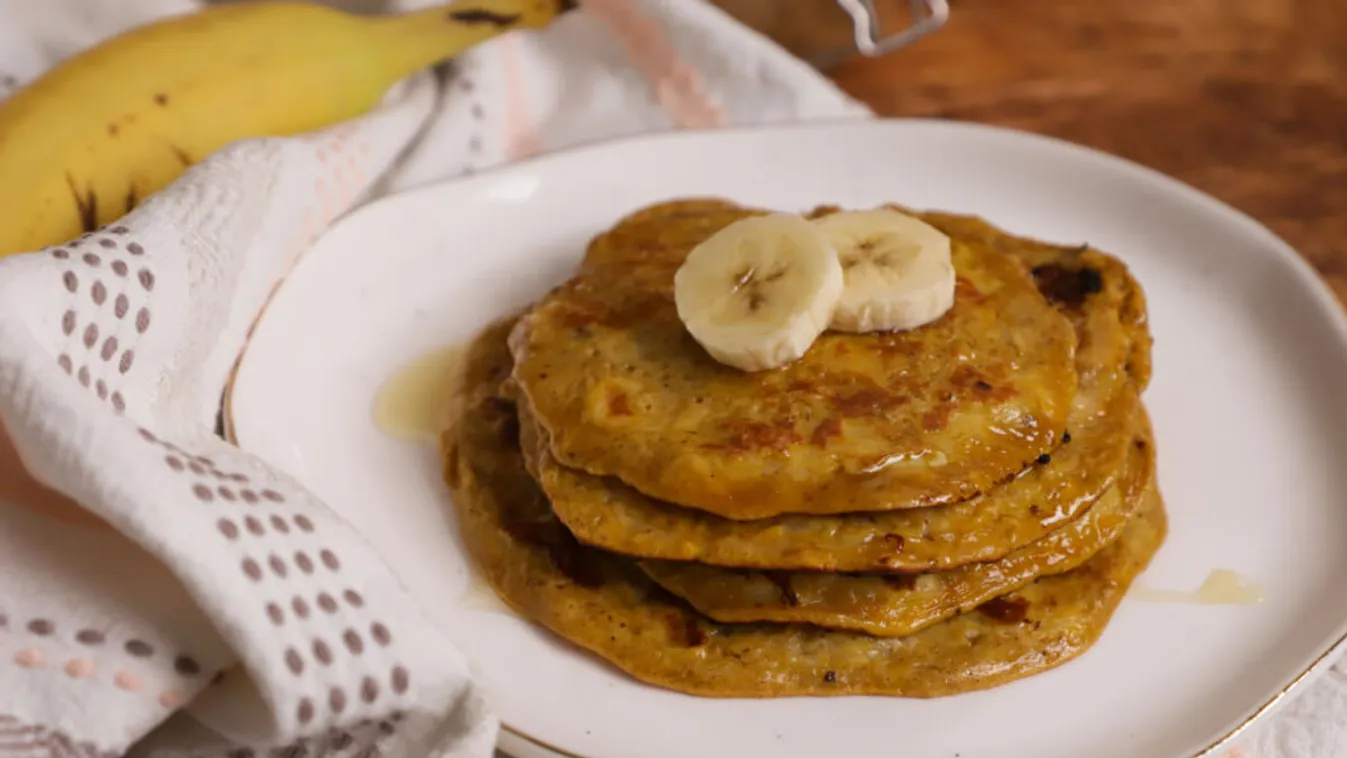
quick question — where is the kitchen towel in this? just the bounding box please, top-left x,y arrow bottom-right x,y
0,0 -> 869,757
0,1 -> 1334,757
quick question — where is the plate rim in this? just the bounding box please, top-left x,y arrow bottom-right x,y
225,117 -> 1347,758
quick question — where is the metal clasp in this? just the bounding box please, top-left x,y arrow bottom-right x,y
837,0 -> 949,57
806,0 -> 948,69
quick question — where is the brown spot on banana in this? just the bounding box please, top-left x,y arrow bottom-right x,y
124,185 -> 138,214
447,8 -> 522,25
169,144 -> 192,168
107,123 -> 119,136
373,0 -> 577,82
65,173 -> 98,233
153,93 -> 169,106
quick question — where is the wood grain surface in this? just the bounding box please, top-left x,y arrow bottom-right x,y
716,0 -> 1347,303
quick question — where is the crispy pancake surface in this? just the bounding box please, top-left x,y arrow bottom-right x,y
508,200 -> 1079,519
442,321 -> 1167,698
639,411 -> 1150,637
522,214 -> 1146,571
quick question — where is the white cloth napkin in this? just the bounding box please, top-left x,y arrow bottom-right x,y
0,1 -> 1334,757
0,1 -> 868,757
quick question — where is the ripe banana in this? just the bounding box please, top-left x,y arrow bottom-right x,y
812,208 -> 955,333
0,0 -> 575,257
674,213 -> 843,372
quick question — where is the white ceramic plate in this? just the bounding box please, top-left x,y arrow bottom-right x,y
229,120 -> 1347,758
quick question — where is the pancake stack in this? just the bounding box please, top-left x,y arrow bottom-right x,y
441,199 -> 1166,698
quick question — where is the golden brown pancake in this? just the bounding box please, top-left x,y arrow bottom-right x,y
442,320 -> 1168,698
917,209 -> 1154,397
638,412 -> 1150,637
509,199 -> 1079,519
518,220 -> 1148,572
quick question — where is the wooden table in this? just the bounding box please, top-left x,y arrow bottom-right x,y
716,0 -> 1347,303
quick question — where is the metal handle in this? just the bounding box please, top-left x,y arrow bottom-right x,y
837,0 -> 949,57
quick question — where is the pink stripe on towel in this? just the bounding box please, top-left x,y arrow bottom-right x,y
499,34 -> 546,161
581,0 -> 727,128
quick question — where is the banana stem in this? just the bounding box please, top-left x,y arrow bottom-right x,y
370,0 -> 577,82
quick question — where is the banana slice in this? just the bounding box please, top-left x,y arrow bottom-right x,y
813,208 -> 956,333
674,213 -> 843,372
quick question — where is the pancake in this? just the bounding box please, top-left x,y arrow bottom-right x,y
519,225 -> 1147,572
508,199 -> 1079,519
918,209 -> 1154,397
442,320 -> 1168,698
638,411 -> 1151,637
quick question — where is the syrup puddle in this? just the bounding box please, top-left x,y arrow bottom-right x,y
374,348 -> 515,617
1132,569 -> 1265,606
372,345 -> 466,445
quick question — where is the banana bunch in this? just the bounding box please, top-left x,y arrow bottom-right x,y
0,0 -> 576,257
675,208 -> 957,372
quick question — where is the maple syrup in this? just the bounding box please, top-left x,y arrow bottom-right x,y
372,345 -> 466,445
1131,569 -> 1265,605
